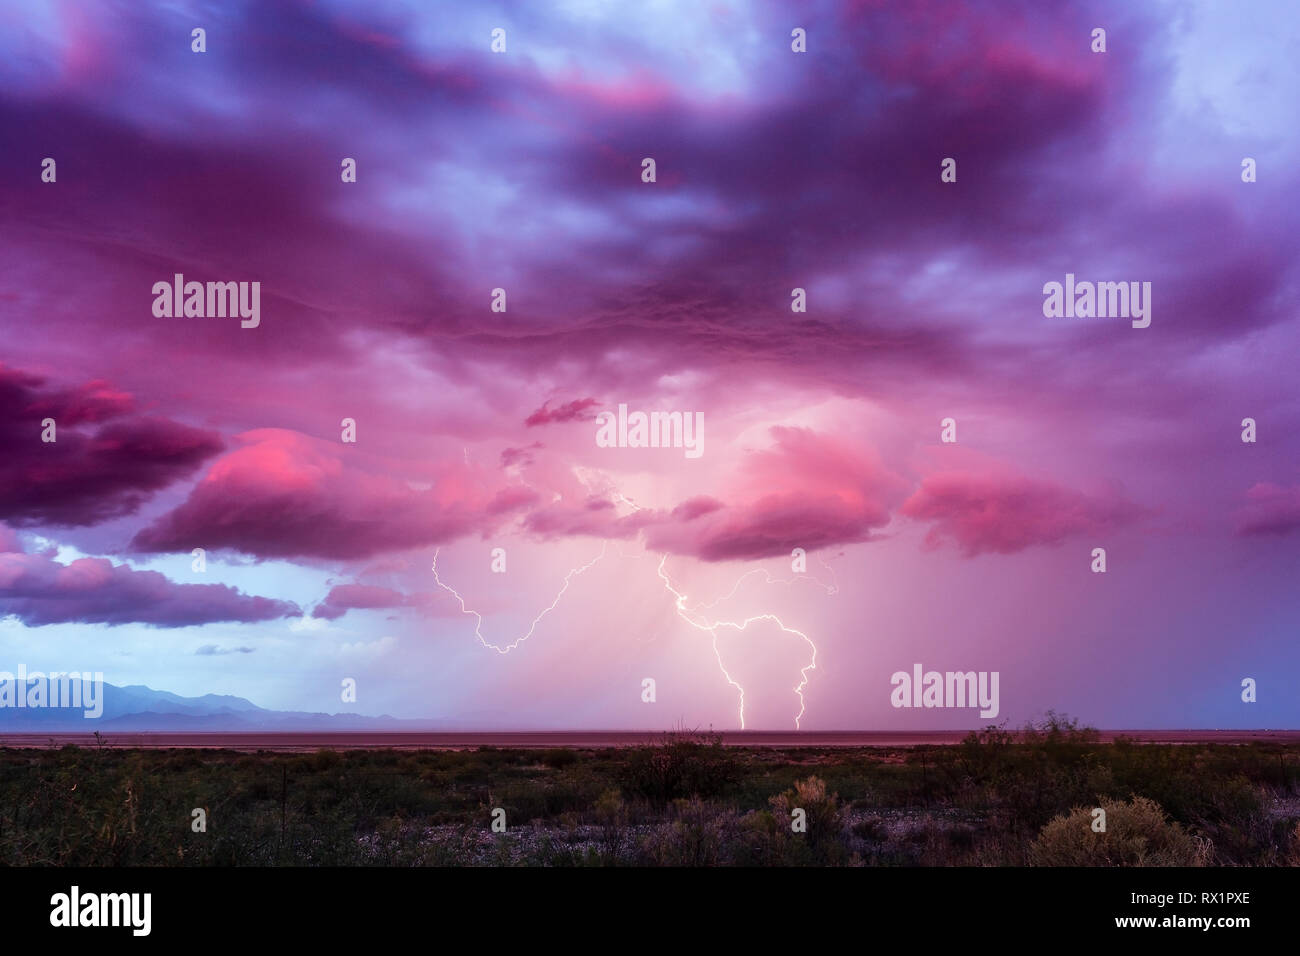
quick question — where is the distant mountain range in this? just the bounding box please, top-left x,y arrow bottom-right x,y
0,682 -> 458,731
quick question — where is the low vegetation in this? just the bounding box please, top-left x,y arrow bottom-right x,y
2,716 -> 1297,866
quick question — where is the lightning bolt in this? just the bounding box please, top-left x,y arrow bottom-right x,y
693,560 -> 839,612
433,491 -> 832,729
656,556 -> 820,731
615,491 -> 828,729
431,541 -> 607,654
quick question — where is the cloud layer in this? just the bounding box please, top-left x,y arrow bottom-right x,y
1,1 -> 1297,726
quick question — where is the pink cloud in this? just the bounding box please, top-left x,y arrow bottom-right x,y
0,365 -> 223,527
131,429 -> 534,560
646,427 -> 906,561
523,494 -> 653,541
525,398 -> 601,427
671,496 -> 724,521
901,472 -> 1142,556
500,442 -> 543,468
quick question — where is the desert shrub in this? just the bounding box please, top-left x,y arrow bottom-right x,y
1108,748 -> 1256,823
592,788 -> 629,864
1286,822 -> 1300,867
916,823 -> 1024,866
853,817 -> 888,842
949,713 -> 1098,791
295,749 -> 341,772
994,759 -> 1116,834
617,730 -> 739,804
638,797 -> 732,866
770,776 -> 843,852
493,774 -> 601,824
728,808 -> 815,866
1030,796 -> 1211,867
1022,711 -> 1101,751
1191,781 -> 1279,864
729,776 -> 851,865
540,748 -> 579,770
953,722 -> 1017,783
